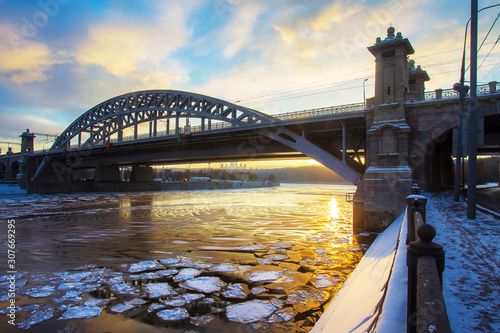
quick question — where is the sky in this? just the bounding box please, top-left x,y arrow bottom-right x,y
0,0 -> 499,167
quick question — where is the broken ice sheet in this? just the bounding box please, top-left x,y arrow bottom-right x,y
24,285 -> 56,298
110,283 -> 140,297
210,263 -> 239,272
143,282 -> 177,298
245,269 -> 282,282
17,306 -> 55,330
264,254 -> 288,261
58,271 -> 92,282
190,314 -> 215,326
157,308 -> 190,322
53,291 -> 82,303
226,300 -> 277,323
58,282 -> 83,291
128,260 -> 164,273
59,305 -> 102,320
179,276 -> 227,293
148,303 -> 167,312
222,289 -> 247,299
173,268 -> 202,282
109,303 -> 135,313
238,245 -> 268,251
182,293 -> 205,303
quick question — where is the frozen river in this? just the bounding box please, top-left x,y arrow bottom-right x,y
0,184 -> 374,332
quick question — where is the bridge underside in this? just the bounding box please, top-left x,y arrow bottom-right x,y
27,117 -> 366,193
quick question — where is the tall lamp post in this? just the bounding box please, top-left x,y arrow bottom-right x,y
363,78 -> 368,108
467,0 -> 478,219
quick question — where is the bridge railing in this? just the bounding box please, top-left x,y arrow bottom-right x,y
405,186 -> 451,333
272,102 -> 365,120
422,81 -> 499,101
61,102 -> 366,148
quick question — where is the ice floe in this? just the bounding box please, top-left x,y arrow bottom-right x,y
128,260 -> 164,273
110,283 -> 140,297
179,276 -> 226,293
210,263 -> 238,272
59,305 -> 102,320
226,300 -> 277,323
173,268 -> 202,282
17,306 -> 55,330
143,282 -> 177,298
157,308 -> 190,322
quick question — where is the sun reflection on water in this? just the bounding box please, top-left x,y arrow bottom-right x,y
329,196 -> 340,220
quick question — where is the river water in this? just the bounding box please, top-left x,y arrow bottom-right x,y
0,184 -> 375,332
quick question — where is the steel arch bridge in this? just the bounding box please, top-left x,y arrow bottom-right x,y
45,90 -> 363,184
51,90 -> 275,150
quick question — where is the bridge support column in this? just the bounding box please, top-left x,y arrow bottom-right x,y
94,164 -> 121,182
130,165 -> 154,182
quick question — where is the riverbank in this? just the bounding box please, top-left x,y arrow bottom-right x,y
311,190 -> 500,332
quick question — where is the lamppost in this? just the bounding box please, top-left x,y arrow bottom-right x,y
363,78 -> 368,108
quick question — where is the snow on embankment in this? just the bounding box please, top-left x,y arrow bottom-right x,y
312,212 -> 407,333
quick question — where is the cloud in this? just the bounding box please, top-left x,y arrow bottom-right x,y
0,23 -> 65,84
218,1 -> 266,58
74,0 -> 199,83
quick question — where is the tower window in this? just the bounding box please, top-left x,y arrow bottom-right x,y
387,87 -> 391,95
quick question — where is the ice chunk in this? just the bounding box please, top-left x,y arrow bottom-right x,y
109,303 -> 135,313
179,276 -> 226,294
190,314 -> 215,326
251,287 -> 267,295
268,309 -> 297,323
264,254 -> 288,261
129,272 -> 156,280
222,289 -> 247,299
238,245 -> 268,251
153,269 -> 178,279
157,308 -> 190,322
148,303 -> 167,312
59,271 -> 92,282
256,258 -> 272,265
110,283 -> 140,297
210,263 -> 238,272
182,293 -> 205,303
125,298 -> 148,306
59,305 -> 102,320
17,306 -> 55,330
159,258 -> 180,266
173,268 -> 202,282
245,270 -> 282,282
83,299 -> 109,307
285,287 -> 329,313
143,282 -> 177,298
53,291 -> 82,303
161,297 -> 186,307
270,242 -> 293,249
24,285 -> 55,298
226,300 -> 277,323
58,282 -> 83,291
128,260 -> 164,273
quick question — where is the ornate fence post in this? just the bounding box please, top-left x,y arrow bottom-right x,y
435,89 -> 443,100
406,185 -> 427,244
407,224 -> 450,333
488,81 -> 497,93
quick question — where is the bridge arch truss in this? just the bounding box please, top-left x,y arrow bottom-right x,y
51,90 -> 274,150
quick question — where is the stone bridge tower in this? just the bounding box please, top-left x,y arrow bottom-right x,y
354,27 -> 428,230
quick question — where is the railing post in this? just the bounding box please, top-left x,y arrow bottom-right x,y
488,81 -> 497,93
406,185 -> 427,244
407,224 -> 450,333
435,88 -> 443,100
